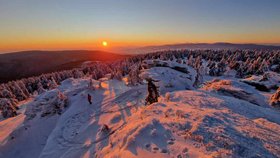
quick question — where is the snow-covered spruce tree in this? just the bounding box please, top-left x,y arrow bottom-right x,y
48,77 -> 58,89
25,77 -> 37,94
257,59 -> 269,74
194,56 -> 202,70
40,75 -> 49,89
113,70 -> 123,80
16,80 -> 30,98
216,60 -> 227,76
208,62 -> 218,76
0,98 -> 18,118
72,69 -> 84,78
37,82 -> 46,95
0,85 -> 16,99
88,79 -> 96,90
193,67 -> 203,88
25,90 -> 68,119
145,78 -> 159,105
187,55 -> 194,67
127,63 -> 142,86
8,81 -> 28,101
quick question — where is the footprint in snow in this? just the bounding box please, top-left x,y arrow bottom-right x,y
177,148 -> 189,158
152,147 -> 159,152
182,147 -> 188,153
168,140 -> 174,145
177,154 -> 189,158
160,148 -> 168,153
145,143 -> 151,148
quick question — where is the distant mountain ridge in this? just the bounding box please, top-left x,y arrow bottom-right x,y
0,50 -> 127,83
122,42 -> 280,54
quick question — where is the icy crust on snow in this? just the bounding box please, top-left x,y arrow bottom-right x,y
202,79 -> 268,106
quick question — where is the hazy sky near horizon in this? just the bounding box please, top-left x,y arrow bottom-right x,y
0,0 -> 280,52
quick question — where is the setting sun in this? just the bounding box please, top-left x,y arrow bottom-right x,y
102,41 -> 108,47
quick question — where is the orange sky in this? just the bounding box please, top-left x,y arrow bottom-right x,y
0,0 -> 280,53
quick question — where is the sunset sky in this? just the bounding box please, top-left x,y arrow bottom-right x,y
0,0 -> 280,53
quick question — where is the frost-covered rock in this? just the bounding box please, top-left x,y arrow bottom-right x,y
140,66 -> 196,94
25,89 -> 68,119
0,98 -> 18,118
142,59 -> 196,77
202,79 -> 267,106
270,87 -> 280,108
241,71 -> 280,91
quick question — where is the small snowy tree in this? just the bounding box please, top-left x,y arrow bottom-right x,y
72,69 -> 84,78
145,78 -> 159,105
0,98 -> 18,118
37,82 -> 46,94
193,67 -> 203,88
48,77 -> 58,89
127,64 -> 142,86
270,87 -> 280,108
8,81 -> 27,101
88,79 -> 96,90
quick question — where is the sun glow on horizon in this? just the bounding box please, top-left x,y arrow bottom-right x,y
102,41 -> 108,47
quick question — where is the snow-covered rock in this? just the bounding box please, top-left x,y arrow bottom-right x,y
142,59 -> 196,77
140,66 -> 196,94
202,79 -> 267,106
270,87 -> 280,108
241,71 -> 280,91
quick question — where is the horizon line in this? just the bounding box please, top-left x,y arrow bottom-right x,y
1,42 -> 280,54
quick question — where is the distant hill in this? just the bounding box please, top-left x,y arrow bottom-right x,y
123,42 -> 280,54
0,50 -> 127,83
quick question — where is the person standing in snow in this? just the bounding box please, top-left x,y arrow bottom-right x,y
88,94 -> 92,104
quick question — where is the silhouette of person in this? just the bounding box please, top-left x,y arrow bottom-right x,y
88,94 -> 92,104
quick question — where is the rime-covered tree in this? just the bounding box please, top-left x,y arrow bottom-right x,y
145,78 -> 159,105
127,63 -> 142,86
270,87 -> 280,108
48,77 -> 58,89
0,98 -> 18,118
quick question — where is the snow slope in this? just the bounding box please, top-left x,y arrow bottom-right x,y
1,67 -> 280,158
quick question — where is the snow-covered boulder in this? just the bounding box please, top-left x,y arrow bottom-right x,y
202,79 -> 267,106
270,87 -> 280,108
142,59 -> 196,77
25,89 -> 68,119
140,60 -> 197,94
140,67 -> 196,94
241,71 -> 280,91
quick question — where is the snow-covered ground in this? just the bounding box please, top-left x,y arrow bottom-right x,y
1,66 -> 280,158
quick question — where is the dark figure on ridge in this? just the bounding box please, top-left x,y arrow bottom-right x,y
88,94 -> 92,104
